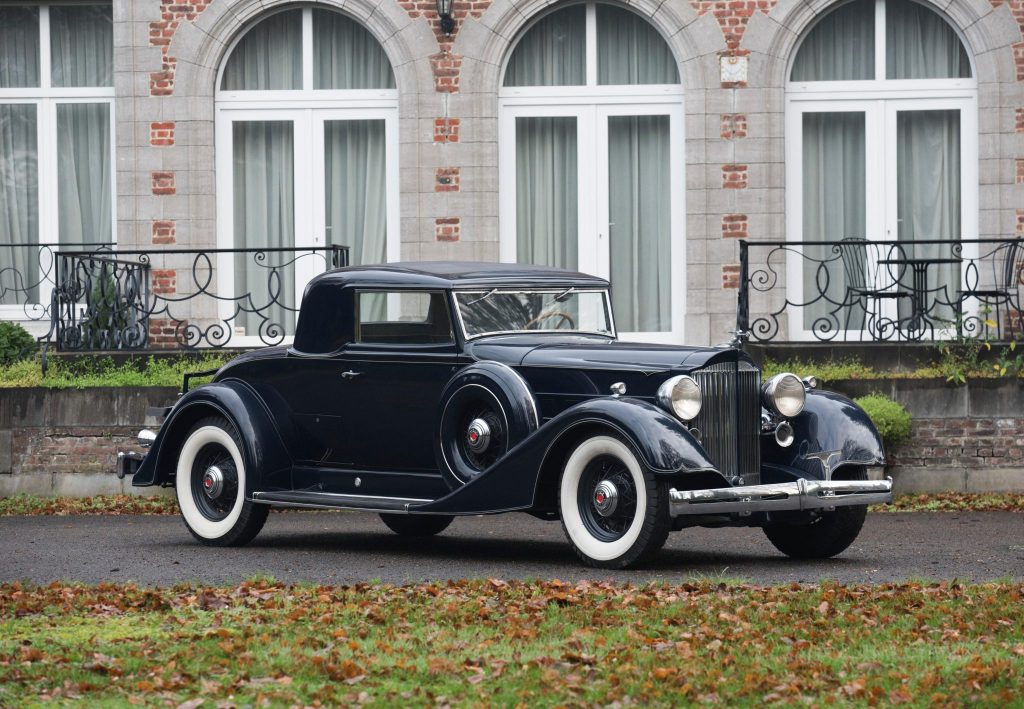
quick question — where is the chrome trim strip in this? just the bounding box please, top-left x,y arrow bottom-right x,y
669,478 -> 893,516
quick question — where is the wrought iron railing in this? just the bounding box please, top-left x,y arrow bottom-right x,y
50,245 -> 350,351
736,238 -> 1024,343
0,243 -> 113,325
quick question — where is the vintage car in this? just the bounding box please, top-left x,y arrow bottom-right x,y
119,262 -> 892,569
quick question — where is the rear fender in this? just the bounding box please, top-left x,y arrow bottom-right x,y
762,389 -> 885,480
411,397 -> 717,515
132,379 -> 291,493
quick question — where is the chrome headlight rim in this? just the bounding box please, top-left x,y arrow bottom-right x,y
657,374 -> 702,422
761,372 -> 806,418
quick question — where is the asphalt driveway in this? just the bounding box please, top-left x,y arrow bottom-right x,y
1,510 -> 1021,586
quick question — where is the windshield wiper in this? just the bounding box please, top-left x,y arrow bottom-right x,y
466,288 -> 498,306
554,287 -> 575,302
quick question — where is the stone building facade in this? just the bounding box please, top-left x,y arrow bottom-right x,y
1,0 -> 1022,346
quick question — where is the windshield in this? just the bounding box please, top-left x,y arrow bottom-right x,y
454,289 -> 614,339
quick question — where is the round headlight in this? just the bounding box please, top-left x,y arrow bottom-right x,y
657,375 -> 702,421
762,373 -> 806,418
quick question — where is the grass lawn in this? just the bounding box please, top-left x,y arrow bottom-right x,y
3,492 -> 1024,517
0,580 -> 1021,707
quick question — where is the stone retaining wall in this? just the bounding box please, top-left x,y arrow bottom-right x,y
2,382 -> 1023,496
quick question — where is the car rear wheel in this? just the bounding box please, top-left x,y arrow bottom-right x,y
559,435 -> 670,569
379,514 -> 454,537
762,467 -> 869,559
175,416 -> 268,547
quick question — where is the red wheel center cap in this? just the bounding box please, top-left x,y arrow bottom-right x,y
468,431 -> 478,443
595,492 -> 605,504
204,477 -> 211,488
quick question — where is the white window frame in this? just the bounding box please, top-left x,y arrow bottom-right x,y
498,2 -> 686,344
784,0 -> 978,341
0,4 -> 116,331
214,6 -> 400,348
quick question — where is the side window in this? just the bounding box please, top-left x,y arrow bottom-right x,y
356,291 -> 454,345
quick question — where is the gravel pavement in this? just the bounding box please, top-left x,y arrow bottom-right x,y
1,511 -> 1021,586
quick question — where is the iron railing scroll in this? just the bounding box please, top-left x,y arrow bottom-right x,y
51,245 -> 350,351
737,238 -> 1024,343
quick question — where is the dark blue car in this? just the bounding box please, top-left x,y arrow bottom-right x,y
120,262 -> 892,569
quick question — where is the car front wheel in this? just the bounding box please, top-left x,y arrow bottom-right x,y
175,416 -> 268,547
762,467 -> 869,559
559,435 -> 670,569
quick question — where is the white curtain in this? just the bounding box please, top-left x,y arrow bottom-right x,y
233,121 -> 295,333
791,0 -> 874,81
515,117 -> 578,270
896,110 -> 960,320
313,9 -> 395,89
0,105 -> 38,304
57,103 -> 111,245
608,115 -> 671,333
887,1 -> 970,79
802,112 -> 867,331
0,6 -> 39,88
597,5 -> 678,85
504,5 -> 586,87
324,119 -> 387,266
221,10 -> 302,90
50,5 -> 113,87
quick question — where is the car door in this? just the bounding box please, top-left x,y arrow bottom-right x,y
323,290 -> 461,473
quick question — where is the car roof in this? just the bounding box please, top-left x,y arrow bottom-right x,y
310,261 -> 609,289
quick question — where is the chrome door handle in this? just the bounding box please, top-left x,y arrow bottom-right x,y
341,370 -> 363,380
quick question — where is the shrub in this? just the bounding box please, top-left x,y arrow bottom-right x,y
854,393 -> 912,451
0,321 -> 38,366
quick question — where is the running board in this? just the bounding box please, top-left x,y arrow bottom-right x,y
250,490 -> 434,513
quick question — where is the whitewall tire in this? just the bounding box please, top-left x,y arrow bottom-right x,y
559,435 -> 670,569
175,416 -> 268,547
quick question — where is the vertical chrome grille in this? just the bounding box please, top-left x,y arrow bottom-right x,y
691,362 -> 761,485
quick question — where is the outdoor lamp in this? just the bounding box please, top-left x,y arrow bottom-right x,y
436,0 -> 456,35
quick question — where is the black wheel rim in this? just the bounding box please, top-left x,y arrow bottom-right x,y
190,442 -> 239,521
456,398 -> 506,473
577,454 -> 638,542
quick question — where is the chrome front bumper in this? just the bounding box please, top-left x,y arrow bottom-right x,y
669,477 -> 893,517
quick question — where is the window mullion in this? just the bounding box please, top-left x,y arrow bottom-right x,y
874,0 -> 885,82
302,8 -> 314,91
585,3 -> 597,87
40,5 -> 52,90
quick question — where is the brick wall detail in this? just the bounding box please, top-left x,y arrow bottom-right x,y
435,217 -> 461,241
890,418 -> 1024,469
722,214 -> 748,238
150,121 -> 175,146
721,114 -> 748,140
722,164 -> 748,189
148,1 -> 210,96
990,1 -> 1024,80
11,427 -> 138,476
1016,158 -> 1024,184
152,220 -> 176,245
434,118 -> 460,143
400,0 -> 493,92
151,171 -> 176,195
435,167 -> 461,192
722,264 -> 740,288
147,319 -> 185,349
690,1 -> 778,51
1017,209 -> 1024,235
1017,108 -> 1024,132
151,269 -> 176,295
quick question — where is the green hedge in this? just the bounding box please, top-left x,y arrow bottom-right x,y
854,393 -> 913,451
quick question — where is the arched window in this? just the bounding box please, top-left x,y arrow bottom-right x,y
215,7 -> 398,341
0,3 -> 114,319
499,3 -> 685,342
785,0 -> 976,339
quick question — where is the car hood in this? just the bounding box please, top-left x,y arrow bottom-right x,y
467,336 -> 741,373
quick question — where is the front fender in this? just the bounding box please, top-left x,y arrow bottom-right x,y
132,379 -> 292,492
411,397 -> 716,515
763,389 -> 885,479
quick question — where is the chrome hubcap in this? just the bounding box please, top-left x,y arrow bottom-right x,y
202,465 -> 225,499
466,418 -> 491,453
593,480 -> 619,517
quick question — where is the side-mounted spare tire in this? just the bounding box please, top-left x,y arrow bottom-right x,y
435,361 -> 539,488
